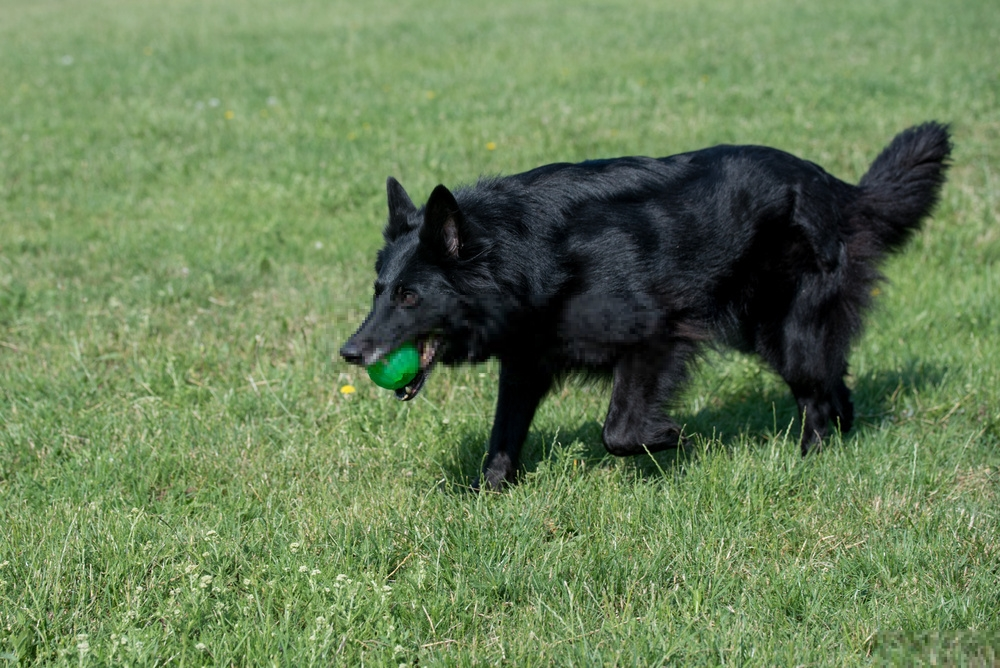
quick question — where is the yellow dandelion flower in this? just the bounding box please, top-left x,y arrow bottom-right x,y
870,287 -> 881,296
425,90 -> 436,100
224,110 -> 235,120
340,384 -> 356,395
486,142 -> 497,151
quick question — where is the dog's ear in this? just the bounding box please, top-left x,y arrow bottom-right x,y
384,177 -> 417,241
421,184 -> 465,259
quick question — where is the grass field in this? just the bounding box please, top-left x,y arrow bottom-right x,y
1,0 -> 998,665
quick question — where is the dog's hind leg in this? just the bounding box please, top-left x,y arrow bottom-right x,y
477,361 -> 553,491
769,272 -> 857,454
601,345 -> 693,456
788,376 -> 854,454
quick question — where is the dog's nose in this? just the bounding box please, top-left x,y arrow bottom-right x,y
339,340 -> 366,365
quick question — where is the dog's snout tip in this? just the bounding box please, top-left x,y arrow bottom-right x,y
339,342 -> 365,365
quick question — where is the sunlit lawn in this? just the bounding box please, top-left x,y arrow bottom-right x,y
1,0 -> 998,664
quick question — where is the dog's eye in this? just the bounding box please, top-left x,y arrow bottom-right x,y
399,290 -> 419,307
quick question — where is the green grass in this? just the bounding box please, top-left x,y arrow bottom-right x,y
1,0 -> 999,664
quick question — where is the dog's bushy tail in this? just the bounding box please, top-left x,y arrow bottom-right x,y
855,122 -> 952,252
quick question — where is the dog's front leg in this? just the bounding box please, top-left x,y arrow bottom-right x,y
477,361 -> 553,491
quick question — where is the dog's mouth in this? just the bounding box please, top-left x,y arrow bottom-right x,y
394,336 -> 441,401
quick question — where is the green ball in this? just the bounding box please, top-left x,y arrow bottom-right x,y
367,342 -> 420,390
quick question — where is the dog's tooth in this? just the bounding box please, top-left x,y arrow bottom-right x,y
365,347 -> 387,367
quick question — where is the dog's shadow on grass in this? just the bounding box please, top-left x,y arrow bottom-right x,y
439,359 -> 946,491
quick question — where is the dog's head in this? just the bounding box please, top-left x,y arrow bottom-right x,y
339,177 -> 483,400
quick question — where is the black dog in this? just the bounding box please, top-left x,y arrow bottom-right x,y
341,123 -> 951,490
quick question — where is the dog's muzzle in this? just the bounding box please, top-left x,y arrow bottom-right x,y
339,336 -> 442,401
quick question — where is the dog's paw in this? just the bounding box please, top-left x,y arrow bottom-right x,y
474,458 -> 517,493
800,431 -> 826,456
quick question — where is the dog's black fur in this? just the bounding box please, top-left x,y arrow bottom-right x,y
341,123 -> 951,490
